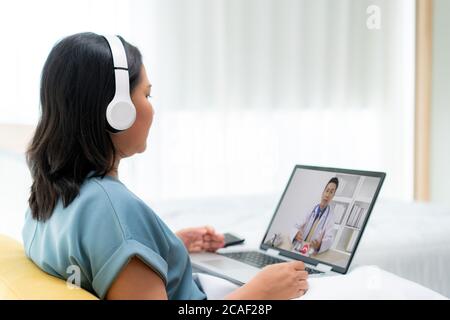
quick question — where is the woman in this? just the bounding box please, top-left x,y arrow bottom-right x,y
22,32 -> 308,300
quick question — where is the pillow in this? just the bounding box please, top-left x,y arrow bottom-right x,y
0,235 -> 97,300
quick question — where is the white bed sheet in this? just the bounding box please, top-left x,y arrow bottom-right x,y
352,199 -> 450,298
195,265 -> 446,300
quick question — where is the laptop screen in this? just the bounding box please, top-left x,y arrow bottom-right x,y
261,165 -> 385,274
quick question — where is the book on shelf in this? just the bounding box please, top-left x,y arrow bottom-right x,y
346,205 -> 356,227
357,208 -> 366,228
346,204 -> 367,228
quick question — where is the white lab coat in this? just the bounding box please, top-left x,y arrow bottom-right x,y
289,204 -> 335,254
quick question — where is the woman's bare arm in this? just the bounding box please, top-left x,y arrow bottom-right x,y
106,256 -> 168,300
106,257 -> 307,300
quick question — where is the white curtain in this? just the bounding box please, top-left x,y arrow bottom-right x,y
123,0 -> 416,202
0,0 -> 415,212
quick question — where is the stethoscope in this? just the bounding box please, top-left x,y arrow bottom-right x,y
305,204 -> 330,235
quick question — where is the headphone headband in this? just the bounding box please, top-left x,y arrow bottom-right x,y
103,35 -> 128,69
103,35 -> 136,131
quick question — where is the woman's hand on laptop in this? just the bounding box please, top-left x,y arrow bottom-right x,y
226,261 -> 309,300
176,226 -> 225,253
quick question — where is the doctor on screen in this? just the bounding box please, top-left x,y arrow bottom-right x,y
290,177 -> 339,255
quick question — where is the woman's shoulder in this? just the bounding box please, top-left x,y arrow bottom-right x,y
82,175 -> 165,241
84,174 -> 133,199
82,175 -> 146,208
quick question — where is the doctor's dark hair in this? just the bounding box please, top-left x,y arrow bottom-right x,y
27,32 -> 143,221
325,177 -> 339,191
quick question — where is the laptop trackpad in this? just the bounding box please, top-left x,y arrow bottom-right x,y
202,258 -> 249,270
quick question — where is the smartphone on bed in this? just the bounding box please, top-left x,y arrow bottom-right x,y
223,232 -> 245,247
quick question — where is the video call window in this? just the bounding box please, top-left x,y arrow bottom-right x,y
263,168 -> 381,269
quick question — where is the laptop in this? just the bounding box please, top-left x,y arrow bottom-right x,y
190,165 -> 386,285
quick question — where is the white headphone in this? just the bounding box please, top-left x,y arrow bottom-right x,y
103,35 -> 136,131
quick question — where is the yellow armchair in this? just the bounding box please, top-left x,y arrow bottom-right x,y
0,234 -> 98,300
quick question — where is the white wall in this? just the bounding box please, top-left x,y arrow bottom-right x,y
431,0 -> 450,206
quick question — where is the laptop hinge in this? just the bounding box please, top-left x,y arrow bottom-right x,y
316,263 -> 333,272
266,248 -> 280,257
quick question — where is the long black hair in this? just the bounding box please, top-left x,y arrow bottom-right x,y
27,32 -> 143,221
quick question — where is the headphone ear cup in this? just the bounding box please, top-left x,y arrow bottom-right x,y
106,99 -> 136,131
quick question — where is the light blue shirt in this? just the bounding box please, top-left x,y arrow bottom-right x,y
22,175 -> 206,300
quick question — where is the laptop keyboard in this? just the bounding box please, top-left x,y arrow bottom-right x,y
220,251 -> 324,274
